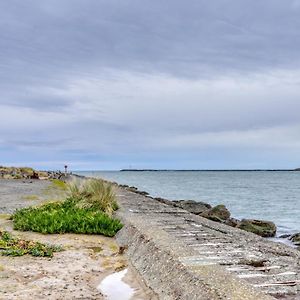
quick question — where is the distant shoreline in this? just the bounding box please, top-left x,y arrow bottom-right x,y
120,169 -> 300,172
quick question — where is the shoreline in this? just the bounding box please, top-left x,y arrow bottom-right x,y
75,173 -> 300,249
120,169 -> 300,172
75,170 -> 300,245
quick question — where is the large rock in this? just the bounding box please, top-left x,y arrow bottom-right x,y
289,233 -> 300,246
155,197 -> 175,206
200,204 -> 231,222
237,219 -> 276,237
172,200 -> 211,215
224,217 -> 241,227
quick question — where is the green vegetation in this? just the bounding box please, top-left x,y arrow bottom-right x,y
51,179 -> 67,190
67,179 -> 118,216
23,195 -> 39,201
12,179 -> 122,237
0,230 -> 62,257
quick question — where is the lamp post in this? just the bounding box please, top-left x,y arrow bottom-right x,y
64,165 -> 68,176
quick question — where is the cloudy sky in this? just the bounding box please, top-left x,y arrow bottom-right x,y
1,0 -> 300,170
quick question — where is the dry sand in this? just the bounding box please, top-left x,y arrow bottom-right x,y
0,179 -> 157,300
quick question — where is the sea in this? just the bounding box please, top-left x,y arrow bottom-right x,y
76,170 -> 300,237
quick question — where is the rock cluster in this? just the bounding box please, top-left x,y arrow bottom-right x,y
237,219 -> 277,238
289,233 -> 300,245
170,200 -> 277,237
0,166 -> 68,180
120,185 -> 278,238
122,185 -> 277,238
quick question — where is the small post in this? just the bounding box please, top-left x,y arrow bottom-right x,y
64,165 -> 68,176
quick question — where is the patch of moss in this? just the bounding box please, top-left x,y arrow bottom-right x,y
88,246 -> 103,253
109,243 -> 119,253
0,214 -> 10,220
23,195 -> 39,201
51,179 -> 67,190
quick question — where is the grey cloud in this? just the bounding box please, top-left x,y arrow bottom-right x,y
1,0 -> 300,169
1,0 -> 300,79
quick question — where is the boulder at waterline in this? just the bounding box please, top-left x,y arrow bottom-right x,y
289,233 -> 300,246
200,204 -> 231,222
237,219 -> 276,237
154,197 -> 175,206
172,200 -> 211,215
225,217 -> 241,227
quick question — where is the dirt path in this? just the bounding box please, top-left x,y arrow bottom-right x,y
0,179 -> 63,214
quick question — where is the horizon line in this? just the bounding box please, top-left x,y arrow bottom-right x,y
74,168 -> 300,172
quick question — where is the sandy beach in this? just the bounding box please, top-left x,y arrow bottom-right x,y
0,179 -> 156,300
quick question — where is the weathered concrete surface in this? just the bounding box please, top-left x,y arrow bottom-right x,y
115,187 -> 300,300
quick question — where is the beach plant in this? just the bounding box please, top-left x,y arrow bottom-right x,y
67,179 -> 118,216
12,199 -> 122,237
0,230 -> 62,257
12,178 -> 122,237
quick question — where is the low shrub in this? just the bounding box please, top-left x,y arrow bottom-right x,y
0,230 -> 61,257
13,199 -> 123,237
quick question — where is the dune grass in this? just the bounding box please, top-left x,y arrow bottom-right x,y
67,179 -> 118,216
12,179 -> 122,237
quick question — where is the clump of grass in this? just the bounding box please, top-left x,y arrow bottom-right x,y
67,179 -> 118,216
0,230 -> 62,257
13,199 -> 123,237
12,179 -> 122,237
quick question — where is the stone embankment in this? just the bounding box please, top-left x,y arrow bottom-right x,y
121,185 -> 277,238
115,186 -> 300,300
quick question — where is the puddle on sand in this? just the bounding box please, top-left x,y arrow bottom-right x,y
98,269 -> 135,300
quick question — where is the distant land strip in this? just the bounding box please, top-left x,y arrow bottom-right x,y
120,168 -> 300,172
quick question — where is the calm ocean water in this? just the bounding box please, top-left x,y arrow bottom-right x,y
76,171 -> 300,236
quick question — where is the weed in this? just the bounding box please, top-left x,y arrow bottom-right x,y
0,230 -> 62,257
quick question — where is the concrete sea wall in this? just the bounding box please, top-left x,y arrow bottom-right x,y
115,186 -> 300,300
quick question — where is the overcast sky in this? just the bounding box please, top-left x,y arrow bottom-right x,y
1,0 -> 300,170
